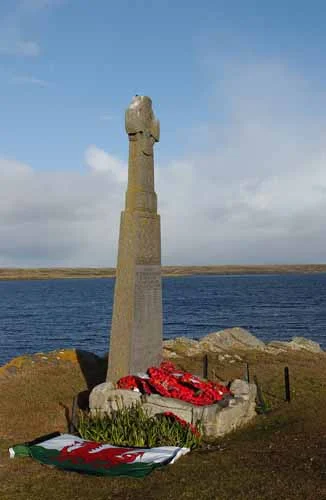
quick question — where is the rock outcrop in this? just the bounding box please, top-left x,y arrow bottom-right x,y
266,336 -> 323,354
163,327 -> 324,359
200,327 -> 265,352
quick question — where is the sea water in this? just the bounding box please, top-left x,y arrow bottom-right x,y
0,274 -> 326,366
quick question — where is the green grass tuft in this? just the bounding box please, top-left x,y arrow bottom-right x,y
78,404 -> 202,449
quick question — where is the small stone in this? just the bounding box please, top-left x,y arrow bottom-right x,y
230,379 -> 250,397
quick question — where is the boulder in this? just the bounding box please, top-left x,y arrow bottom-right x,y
268,337 -> 322,354
199,327 -> 265,352
163,337 -> 202,357
289,337 -> 323,353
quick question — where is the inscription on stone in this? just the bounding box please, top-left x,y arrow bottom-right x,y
135,265 -> 161,300
133,265 -> 162,371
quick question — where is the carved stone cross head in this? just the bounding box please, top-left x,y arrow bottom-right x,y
125,95 -> 160,143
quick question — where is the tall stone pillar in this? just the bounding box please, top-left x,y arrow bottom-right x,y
107,96 -> 162,383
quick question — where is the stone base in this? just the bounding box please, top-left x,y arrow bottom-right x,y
89,379 -> 257,439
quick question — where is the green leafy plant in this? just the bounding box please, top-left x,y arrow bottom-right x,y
77,403 -> 202,449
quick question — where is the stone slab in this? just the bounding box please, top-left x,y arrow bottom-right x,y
89,383 -> 142,414
89,380 -> 257,439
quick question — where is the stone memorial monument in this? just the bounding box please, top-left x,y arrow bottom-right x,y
107,95 -> 162,383
90,97 -> 258,438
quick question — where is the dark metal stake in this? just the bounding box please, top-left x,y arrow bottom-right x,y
69,396 -> 78,433
284,366 -> 291,403
245,363 -> 250,383
203,354 -> 208,379
253,374 -> 269,414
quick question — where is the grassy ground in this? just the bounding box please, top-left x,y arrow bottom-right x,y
1,349 -> 326,499
1,264 -> 326,280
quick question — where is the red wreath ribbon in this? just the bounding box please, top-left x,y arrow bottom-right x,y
117,361 -> 231,406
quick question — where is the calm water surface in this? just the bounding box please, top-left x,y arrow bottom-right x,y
1,274 -> 326,366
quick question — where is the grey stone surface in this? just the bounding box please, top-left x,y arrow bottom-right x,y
163,328 -> 265,358
142,394 -> 198,422
107,96 -> 163,383
207,384 -> 257,437
163,337 -> 200,357
89,383 -> 142,413
230,379 -> 250,398
163,329 -> 324,358
267,336 -> 323,353
288,337 -> 322,353
90,385 -> 257,439
199,327 -> 265,351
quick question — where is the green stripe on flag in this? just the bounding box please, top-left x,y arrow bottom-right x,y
9,433 -> 189,478
9,444 -> 31,458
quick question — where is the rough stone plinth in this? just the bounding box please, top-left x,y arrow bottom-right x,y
89,379 -> 257,439
90,383 -> 142,413
107,96 -> 162,383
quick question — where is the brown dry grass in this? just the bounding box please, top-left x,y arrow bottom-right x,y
1,264 -> 326,280
1,349 -> 326,499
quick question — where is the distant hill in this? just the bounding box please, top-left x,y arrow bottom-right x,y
1,264 -> 326,280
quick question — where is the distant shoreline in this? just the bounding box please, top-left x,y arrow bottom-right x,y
1,265 -> 326,281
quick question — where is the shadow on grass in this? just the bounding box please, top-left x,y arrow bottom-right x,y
60,351 -> 109,432
74,350 -> 108,412
75,350 -> 108,390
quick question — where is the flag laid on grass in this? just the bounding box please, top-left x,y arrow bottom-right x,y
9,433 -> 190,477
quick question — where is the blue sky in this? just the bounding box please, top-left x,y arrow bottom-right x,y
1,0 -> 326,266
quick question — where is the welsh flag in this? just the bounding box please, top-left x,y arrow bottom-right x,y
9,432 -> 189,478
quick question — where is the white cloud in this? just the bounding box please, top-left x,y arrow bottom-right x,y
0,155 -> 124,267
1,60 -> 326,266
0,0 -> 63,57
85,146 -> 127,183
11,75 -> 49,86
